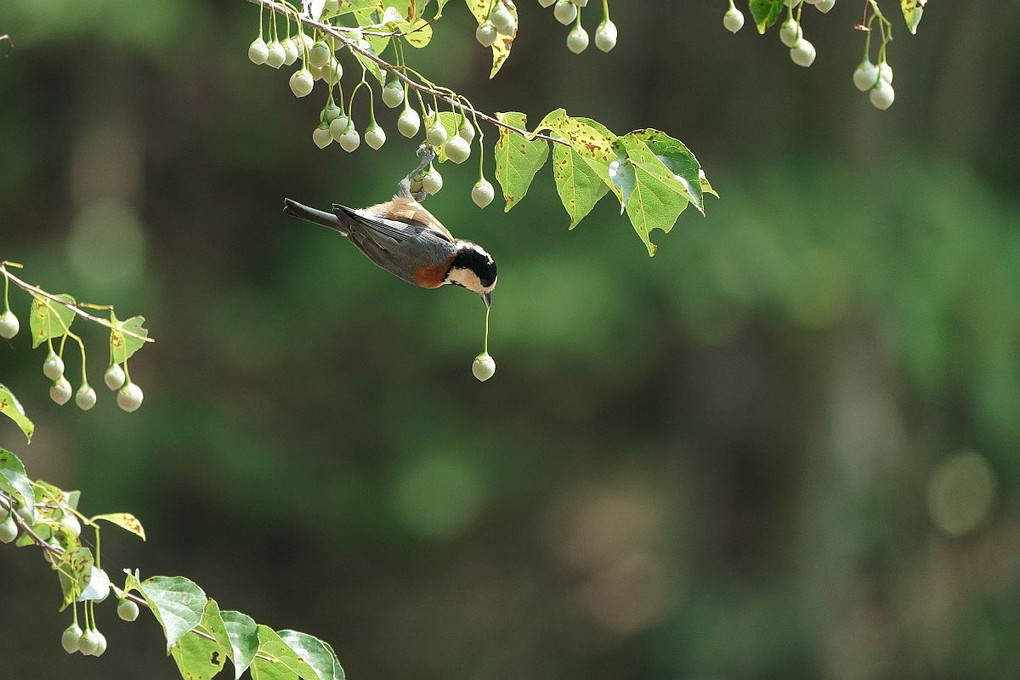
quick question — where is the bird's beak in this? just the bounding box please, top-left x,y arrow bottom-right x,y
481,292 -> 491,308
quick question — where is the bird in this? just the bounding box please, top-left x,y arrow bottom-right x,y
282,195 -> 497,307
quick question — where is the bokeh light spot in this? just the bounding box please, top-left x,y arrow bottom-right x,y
392,453 -> 487,540
927,451 -> 998,536
68,200 -> 146,288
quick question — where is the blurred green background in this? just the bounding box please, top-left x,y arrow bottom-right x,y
3,0 -> 1020,678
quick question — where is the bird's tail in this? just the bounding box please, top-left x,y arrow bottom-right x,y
283,198 -> 347,235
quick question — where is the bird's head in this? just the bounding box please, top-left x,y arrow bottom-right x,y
445,241 -> 498,307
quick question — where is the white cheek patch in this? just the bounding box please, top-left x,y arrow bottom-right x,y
445,267 -> 483,291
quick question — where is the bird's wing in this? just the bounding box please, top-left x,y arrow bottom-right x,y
368,196 -> 456,242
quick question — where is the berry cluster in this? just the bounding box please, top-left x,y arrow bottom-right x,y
1,263 -> 148,413
534,0 -> 616,54
247,2 -> 498,209
723,0 -> 901,110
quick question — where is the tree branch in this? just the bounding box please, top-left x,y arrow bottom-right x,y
242,0 -> 569,147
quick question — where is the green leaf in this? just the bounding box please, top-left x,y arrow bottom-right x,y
29,293 -> 76,348
90,512 -> 146,541
109,313 -> 149,364
279,630 -> 345,680
631,128 -> 706,214
251,626 -> 318,680
0,384 -> 33,442
533,110 -> 623,205
399,18 -> 433,48
136,575 -> 209,652
221,610 -> 260,680
171,599 -> 231,680
901,0 -> 926,34
551,144 -> 609,229
494,111 -> 550,212
54,547 -> 94,610
615,133 -> 693,256
0,448 -> 34,522
749,0 -> 784,34
464,0 -> 517,77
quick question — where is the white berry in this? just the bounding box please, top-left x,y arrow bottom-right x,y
265,40 -> 286,69
281,37 -> 299,65
117,599 -> 140,622
247,37 -> 269,65
426,122 -> 448,146
878,60 -> 894,83
104,363 -> 126,390
365,123 -> 387,150
422,168 -> 443,195
779,19 -> 802,47
595,20 -> 618,52
458,119 -> 476,142
490,5 -> 516,35
553,0 -> 577,25
382,82 -> 404,108
0,515 -> 16,543
539,0 -> 555,6
723,8 -> 745,33
853,59 -> 879,91
77,630 -> 99,656
471,180 -> 495,208
117,382 -> 144,412
397,108 -> 421,137
815,0 -> 835,12
289,69 -> 315,98
339,126 -> 361,152
75,385 -> 97,411
444,136 -> 471,163
312,124 -> 333,149
329,115 -> 351,141
308,40 -> 331,68
61,624 -> 82,654
50,377 -> 72,405
790,38 -> 816,67
471,352 -> 496,382
43,353 -> 64,380
566,26 -> 589,53
476,21 -> 498,47
0,310 -> 18,339
869,79 -> 895,110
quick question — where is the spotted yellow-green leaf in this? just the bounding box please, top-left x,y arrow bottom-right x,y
221,610 -> 259,680
170,599 -> 231,680
901,0 -> 926,34
109,313 -> 150,365
0,384 -> 33,442
551,144 -> 609,229
29,293 -> 76,348
749,0 -> 784,34
400,18 -> 433,47
494,112 -> 549,211
91,512 -> 146,541
533,109 -> 622,206
54,547 -> 94,610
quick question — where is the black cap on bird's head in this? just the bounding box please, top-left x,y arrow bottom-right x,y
446,241 -> 497,307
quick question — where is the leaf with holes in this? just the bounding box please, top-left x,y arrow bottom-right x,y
494,112 -> 549,212
170,599 -> 232,680
0,384 -> 32,442
29,293 -> 76,348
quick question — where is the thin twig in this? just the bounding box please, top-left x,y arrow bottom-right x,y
244,0 -> 569,147
0,263 -> 153,345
